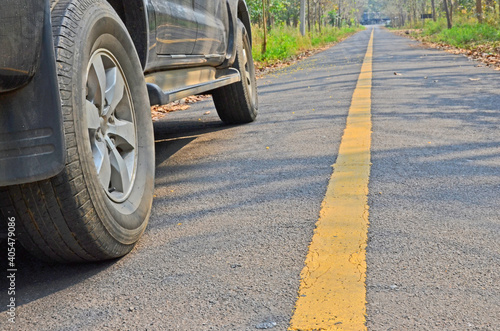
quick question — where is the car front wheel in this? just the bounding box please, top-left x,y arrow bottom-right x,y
1,0 -> 155,262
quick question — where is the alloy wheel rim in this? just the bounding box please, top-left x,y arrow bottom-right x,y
85,49 -> 138,203
242,39 -> 257,106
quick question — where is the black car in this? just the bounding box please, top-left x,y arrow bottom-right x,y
0,0 -> 258,262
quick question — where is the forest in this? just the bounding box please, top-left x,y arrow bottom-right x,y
246,0 -> 367,29
246,0 -> 365,63
246,0 -> 500,28
247,0 -> 499,60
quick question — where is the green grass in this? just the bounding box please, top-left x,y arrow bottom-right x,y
251,25 -> 363,64
421,20 -> 444,36
417,17 -> 500,49
438,23 -> 500,48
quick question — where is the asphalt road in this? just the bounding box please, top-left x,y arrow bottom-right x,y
1,26 -> 499,330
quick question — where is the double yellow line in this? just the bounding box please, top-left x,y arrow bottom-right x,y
290,29 -> 375,331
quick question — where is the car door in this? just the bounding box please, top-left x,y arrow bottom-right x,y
192,1 -> 228,56
153,0 -> 198,55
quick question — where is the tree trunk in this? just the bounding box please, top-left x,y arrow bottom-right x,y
337,0 -> 342,27
413,6 -> 417,27
476,0 -> 483,23
318,1 -> 322,33
262,0 -> 267,55
307,0 -> 311,33
314,0 -> 319,32
422,2 -> 426,25
431,0 -> 436,21
449,0 -> 453,23
300,0 -> 306,35
443,0 -> 452,28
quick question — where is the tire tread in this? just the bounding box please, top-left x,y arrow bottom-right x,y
1,0 -> 138,262
212,20 -> 258,124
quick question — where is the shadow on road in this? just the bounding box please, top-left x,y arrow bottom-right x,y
153,116 -> 233,167
0,240 -> 116,311
0,114 -> 234,311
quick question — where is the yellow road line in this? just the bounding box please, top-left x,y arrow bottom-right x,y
289,29 -> 374,331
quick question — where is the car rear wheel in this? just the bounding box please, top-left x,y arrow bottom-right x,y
212,19 -> 258,124
1,0 -> 155,262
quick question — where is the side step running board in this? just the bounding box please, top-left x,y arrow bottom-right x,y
146,68 -> 241,106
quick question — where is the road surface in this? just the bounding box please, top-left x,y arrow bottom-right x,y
1,25 -> 499,330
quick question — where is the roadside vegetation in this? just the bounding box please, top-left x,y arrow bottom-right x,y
398,15 -> 500,50
251,25 -> 362,65
399,16 -> 500,69
380,0 -> 500,31
246,0 -> 365,66
375,0 -> 500,68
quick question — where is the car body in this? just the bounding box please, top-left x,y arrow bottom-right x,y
0,0 -> 253,186
0,0 -> 257,262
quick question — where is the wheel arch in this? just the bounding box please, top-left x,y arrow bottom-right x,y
236,0 -> 252,45
221,0 -> 252,69
105,0 -> 149,69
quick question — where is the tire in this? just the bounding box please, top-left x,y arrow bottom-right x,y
212,20 -> 258,124
0,0 -> 155,262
